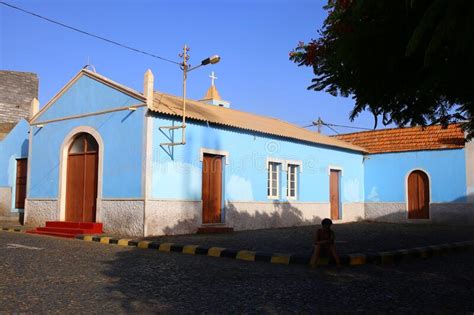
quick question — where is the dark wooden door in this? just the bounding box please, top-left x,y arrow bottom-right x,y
202,154 -> 223,224
15,158 -> 27,209
330,170 -> 340,220
408,170 -> 430,219
65,134 -> 98,222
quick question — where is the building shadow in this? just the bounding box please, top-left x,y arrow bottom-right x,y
159,201 -> 322,236
365,196 -> 474,225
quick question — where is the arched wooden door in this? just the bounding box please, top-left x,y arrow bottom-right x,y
65,133 -> 99,222
407,170 -> 430,219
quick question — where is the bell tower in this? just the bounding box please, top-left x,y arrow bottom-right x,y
200,72 -> 230,108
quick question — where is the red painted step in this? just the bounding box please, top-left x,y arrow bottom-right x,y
36,227 -> 88,234
26,230 -> 77,239
45,221 -> 103,233
26,221 -> 103,239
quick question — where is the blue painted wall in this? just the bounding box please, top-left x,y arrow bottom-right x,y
21,71 -> 470,215
151,115 -> 365,204
36,75 -> 141,122
0,119 -> 30,211
364,149 -> 467,203
28,75 -> 144,199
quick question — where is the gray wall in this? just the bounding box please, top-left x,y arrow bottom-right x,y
0,70 -> 38,124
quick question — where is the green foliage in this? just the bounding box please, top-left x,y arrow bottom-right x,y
290,0 -> 474,137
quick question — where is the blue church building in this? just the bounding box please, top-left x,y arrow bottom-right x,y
1,68 -> 473,236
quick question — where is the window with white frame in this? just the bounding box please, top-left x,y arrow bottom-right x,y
267,162 -> 280,198
287,164 -> 298,199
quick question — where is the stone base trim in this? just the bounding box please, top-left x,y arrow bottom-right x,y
338,202 -> 365,223
25,199 -> 59,227
0,187 -> 12,215
430,203 -> 474,224
225,201 -> 329,231
24,198 -> 474,237
365,203 -> 406,223
143,200 -> 365,236
25,198 -> 146,236
226,201 -> 365,231
145,200 -> 202,236
365,202 -> 474,224
101,199 -> 144,236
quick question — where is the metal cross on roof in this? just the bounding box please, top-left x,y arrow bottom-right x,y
209,71 -> 218,86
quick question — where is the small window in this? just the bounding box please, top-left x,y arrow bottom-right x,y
86,135 -> 98,152
69,134 -> 86,153
287,164 -> 298,199
69,133 -> 98,154
267,162 -> 280,199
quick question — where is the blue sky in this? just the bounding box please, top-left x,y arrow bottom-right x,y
0,0 -> 378,134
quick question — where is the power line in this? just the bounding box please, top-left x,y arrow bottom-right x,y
324,123 -> 372,131
324,124 -> 340,134
302,119 -> 373,134
0,1 -> 181,66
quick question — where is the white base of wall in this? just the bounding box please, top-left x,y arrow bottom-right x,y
100,200 -> 145,236
431,203 -> 474,224
226,201 -> 365,230
365,202 -> 474,224
339,202 -> 365,223
226,201 -> 328,231
25,199 -> 59,226
145,200 -> 202,236
365,203 -> 406,223
0,187 -> 12,215
25,198 -> 145,236
25,199 -> 474,237
142,200 -> 365,236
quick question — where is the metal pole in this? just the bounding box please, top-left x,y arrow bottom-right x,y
182,44 -> 187,144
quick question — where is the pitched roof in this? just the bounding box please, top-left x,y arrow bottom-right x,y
148,92 -> 367,153
32,69 -> 365,152
0,122 -> 16,141
334,124 -> 466,154
30,69 -> 145,124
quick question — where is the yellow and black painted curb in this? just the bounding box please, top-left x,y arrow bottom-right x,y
1,227 -> 23,233
74,234 -> 474,267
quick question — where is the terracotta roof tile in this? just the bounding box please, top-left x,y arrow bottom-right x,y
334,124 -> 465,154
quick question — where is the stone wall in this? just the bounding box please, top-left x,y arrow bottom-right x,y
0,187 -> 12,215
0,70 -> 38,124
100,199 -> 145,236
142,200 -> 365,236
145,200 -> 202,236
226,201 -> 328,231
25,199 -> 59,226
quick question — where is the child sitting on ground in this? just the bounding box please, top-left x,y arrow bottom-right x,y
310,218 -> 341,268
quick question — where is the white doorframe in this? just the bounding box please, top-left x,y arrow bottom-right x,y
58,126 -> 104,222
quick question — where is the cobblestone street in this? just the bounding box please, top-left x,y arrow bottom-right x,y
1,231 -> 473,313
